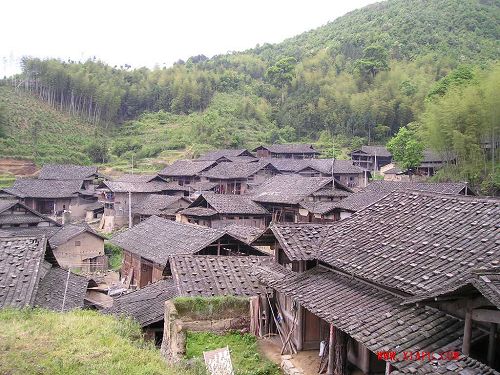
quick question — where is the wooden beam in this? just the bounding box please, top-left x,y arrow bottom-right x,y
462,311 -> 472,355
488,323 -> 497,366
472,309 -> 500,324
327,324 -> 335,375
361,344 -> 371,374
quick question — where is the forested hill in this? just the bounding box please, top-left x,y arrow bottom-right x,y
0,0 -> 498,168
251,0 -> 500,62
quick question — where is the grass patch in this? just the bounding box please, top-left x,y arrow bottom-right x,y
0,308 -> 198,375
173,296 -> 249,320
104,242 -> 123,271
186,331 -> 280,375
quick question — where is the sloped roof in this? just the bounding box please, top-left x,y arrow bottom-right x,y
159,160 -> 217,177
251,175 -> 341,204
98,180 -> 170,193
178,207 -> 218,217
298,200 -> 342,215
133,194 -> 189,216
105,279 -> 177,327
198,149 -> 254,161
3,178 -> 85,198
110,216 -> 228,265
350,145 -> 392,157
48,224 -> 104,248
187,193 -> 269,215
253,144 -> 319,154
0,236 -> 55,308
201,161 -> 277,180
34,267 -> 89,311
319,191 -> 500,295
302,159 -> 365,175
270,223 -> 334,261
113,174 -> 160,183
256,265 -> 497,375
335,191 -> 388,212
219,224 -> 266,245
364,180 -> 472,195
0,200 -> 60,226
38,164 -> 99,180
170,255 -> 270,297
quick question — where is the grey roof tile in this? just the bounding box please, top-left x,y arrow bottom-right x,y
38,164 -> 99,180
159,160 -> 217,177
3,178 -> 85,198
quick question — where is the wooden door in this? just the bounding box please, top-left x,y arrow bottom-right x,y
140,262 -> 153,288
302,308 -> 329,350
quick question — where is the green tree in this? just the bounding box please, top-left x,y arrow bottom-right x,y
355,45 -> 389,79
266,57 -> 296,104
387,125 -> 424,175
86,140 -> 109,163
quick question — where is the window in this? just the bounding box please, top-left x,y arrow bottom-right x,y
75,240 -> 81,246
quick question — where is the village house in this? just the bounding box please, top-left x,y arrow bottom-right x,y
96,179 -> 185,231
105,255 -> 270,345
0,235 -> 94,311
250,174 -> 352,223
133,194 -> 191,224
200,161 -> 280,194
158,160 -> 217,186
253,144 -> 320,159
349,145 -> 392,171
177,193 -> 270,228
0,200 -> 61,229
263,158 -> 369,188
197,148 -> 256,162
110,216 -> 267,288
254,191 -> 500,374
38,164 -> 104,191
1,178 -> 98,223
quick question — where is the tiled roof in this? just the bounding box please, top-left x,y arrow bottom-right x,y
48,224 -> 104,248
98,180 -> 170,193
3,178 -> 85,198
0,236 -> 53,308
105,279 -> 177,327
34,267 -> 89,311
113,174 -> 160,183
256,265 -> 497,375
201,161 -> 277,180
38,164 -> 98,180
319,191 -> 500,295
254,144 -> 319,154
364,180 -> 472,195
0,200 -> 60,226
159,160 -> 217,177
133,194 -> 189,216
170,255 -> 270,297
178,207 -> 218,217
422,149 -> 455,163
271,223 -> 334,261
262,158 -> 308,173
188,181 -> 219,192
264,158 -> 364,175
219,224 -> 266,245
298,200 -> 341,215
251,175 -> 338,204
110,216 -> 227,265
189,193 -> 269,215
351,145 -> 392,157
0,226 -> 62,239
198,149 -> 254,161
335,191 -> 388,212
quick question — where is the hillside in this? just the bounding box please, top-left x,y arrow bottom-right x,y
0,0 -> 498,168
0,86 -> 100,165
0,309 -> 193,375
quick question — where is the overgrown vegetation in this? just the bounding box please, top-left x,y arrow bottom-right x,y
104,242 -> 123,271
186,331 -> 280,375
0,308 -> 191,375
173,296 -> 249,320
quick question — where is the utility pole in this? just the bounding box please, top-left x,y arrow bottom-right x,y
128,191 -> 132,228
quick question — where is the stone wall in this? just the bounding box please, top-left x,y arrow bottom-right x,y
160,300 -> 250,363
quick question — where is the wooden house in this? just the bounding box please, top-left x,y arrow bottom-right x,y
0,235 -> 93,311
177,193 -> 270,228
158,160 -> 217,186
200,161 -> 279,195
349,145 -> 392,171
0,200 -> 61,229
253,144 -> 320,159
133,194 -> 191,224
1,178 -> 98,222
250,175 -> 352,223
254,191 -> 500,374
110,216 -> 267,288
197,148 -> 256,162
